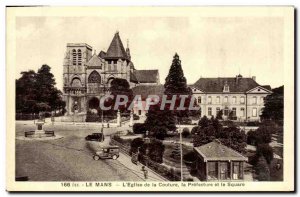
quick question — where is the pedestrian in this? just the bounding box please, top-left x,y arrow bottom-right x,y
141,166 -> 148,179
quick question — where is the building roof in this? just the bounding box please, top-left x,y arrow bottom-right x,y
132,85 -> 164,100
132,70 -> 159,84
194,141 -> 248,162
193,77 -> 260,93
261,85 -> 272,91
104,32 -> 129,60
86,54 -> 103,67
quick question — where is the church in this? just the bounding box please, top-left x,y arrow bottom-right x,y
62,32 -> 160,115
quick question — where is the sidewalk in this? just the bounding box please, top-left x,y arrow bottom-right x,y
117,152 -> 168,182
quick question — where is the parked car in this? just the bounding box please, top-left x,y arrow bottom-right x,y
85,133 -> 104,142
93,146 -> 120,160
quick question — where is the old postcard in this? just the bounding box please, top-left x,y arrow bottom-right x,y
6,6 -> 294,192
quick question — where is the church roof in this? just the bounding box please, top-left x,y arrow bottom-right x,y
132,70 -> 159,83
132,85 -> 164,100
194,140 -> 248,161
104,32 -> 129,60
193,77 -> 260,93
86,53 -> 103,67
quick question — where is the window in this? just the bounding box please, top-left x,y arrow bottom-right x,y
224,107 -> 229,116
71,78 -> 82,87
223,85 -> 230,92
207,162 -> 218,180
252,96 -> 257,104
72,49 -> 77,65
216,96 -> 220,104
208,107 -> 212,116
224,96 -> 228,103
252,108 -> 257,117
260,96 -> 264,104
138,110 -> 141,115
208,96 -> 212,104
77,49 -> 82,65
240,96 -> 245,104
198,96 -> 202,104
216,107 -> 220,115
233,162 -> 242,180
88,71 -> 101,83
232,107 -> 236,117
233,96 -> 237,104
199,107 -> 202,117
240,108 -> 245,116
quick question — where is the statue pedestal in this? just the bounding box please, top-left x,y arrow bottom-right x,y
24,119 -> 55,138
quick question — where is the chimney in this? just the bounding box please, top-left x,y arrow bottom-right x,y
236,74 -> 242,83
252,76 -> 256,81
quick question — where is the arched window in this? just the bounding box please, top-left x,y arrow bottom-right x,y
71,77 -> 82,87
88,71 -> 101,83
224,96 -> 228,103
72,49 -> 77,65
77,49 -> 82,65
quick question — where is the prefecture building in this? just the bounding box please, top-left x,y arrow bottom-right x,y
190,75 -> 272,121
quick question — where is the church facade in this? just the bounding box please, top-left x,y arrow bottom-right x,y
62,32 -> 160,115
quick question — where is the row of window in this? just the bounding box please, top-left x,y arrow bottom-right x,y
72,49 -> 82,66
206,107 -> 258,117
197,96 -> 264,105
207,161 -> 243,180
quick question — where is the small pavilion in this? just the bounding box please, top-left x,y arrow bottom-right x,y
194,140 -> 248,181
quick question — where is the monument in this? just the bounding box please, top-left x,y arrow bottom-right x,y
24,112 -> 55,138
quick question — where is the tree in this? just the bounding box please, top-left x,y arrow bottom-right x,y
164,53 -> 194,122
170,143 -> 181,160
216,109 -> 223,120
147,139 -> 165,163
193,125 -> 216,147
130,138 -> 145,155
16,65 -> 65,115
144,101 -> 176,140
261,86 -> 284,123
97,78 -> 133,119
198,115 -> 210,128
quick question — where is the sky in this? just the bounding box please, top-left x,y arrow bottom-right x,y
15,16 -> 284,90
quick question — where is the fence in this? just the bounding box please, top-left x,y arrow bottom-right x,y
110,137 -> 181,181
16,112 -> 64,120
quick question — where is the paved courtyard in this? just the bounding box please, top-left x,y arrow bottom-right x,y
15,121 -> 158,181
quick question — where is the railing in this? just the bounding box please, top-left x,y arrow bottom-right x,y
110,137 -> 181,181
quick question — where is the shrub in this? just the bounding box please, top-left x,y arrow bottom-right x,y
183,151 -> 197,163
147,139 -> 165,163
133,123 -> 147,134
182,128 -> 190,138
150,126 -> 167,140
256,143 -> 274,164
255,156 -> 270,181
130,138 -> 144,155
191,126 -> 199,135
133,114 -> 140,120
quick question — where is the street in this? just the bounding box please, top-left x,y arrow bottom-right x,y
15,122 -> 146,181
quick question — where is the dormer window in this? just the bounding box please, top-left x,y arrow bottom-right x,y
223,83 -> 230,92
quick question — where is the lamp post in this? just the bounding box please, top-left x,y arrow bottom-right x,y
176,116 -> 183,181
